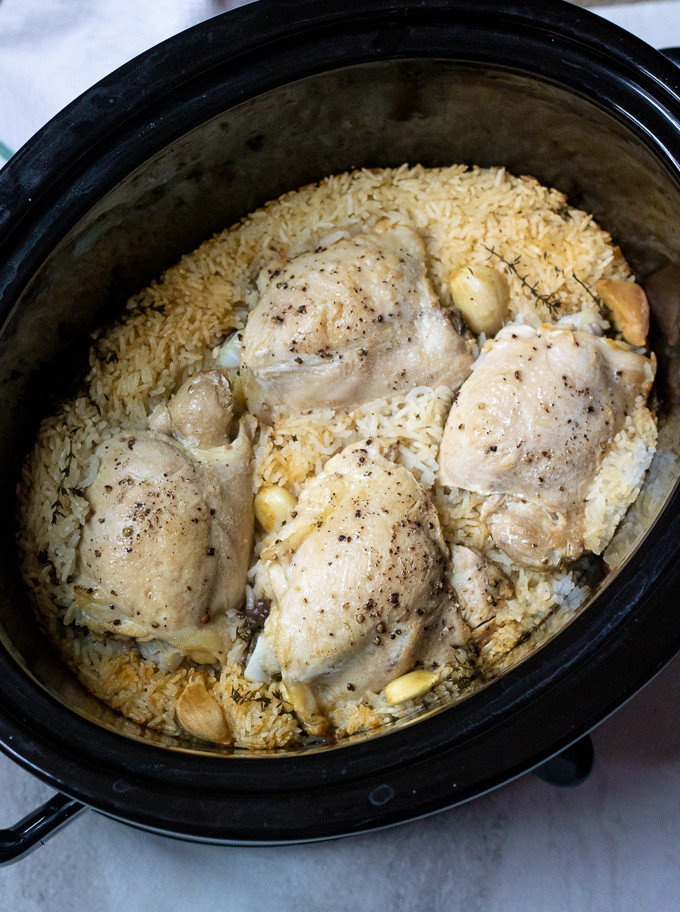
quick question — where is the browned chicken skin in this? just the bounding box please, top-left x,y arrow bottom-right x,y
240,225 -> 473,418
440,324 -> 655,568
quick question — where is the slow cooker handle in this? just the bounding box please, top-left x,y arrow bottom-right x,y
0,792 -> 86,865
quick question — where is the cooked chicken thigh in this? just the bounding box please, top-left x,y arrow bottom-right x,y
149,369 -> 234,449
75,374 -> 254,663
440,324 -> 655,568
240,225 -> 473,418
245,439 -> 468,734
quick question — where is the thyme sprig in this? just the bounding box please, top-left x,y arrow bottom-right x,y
483,245 -> 562,316
571,271 -> 600,305
229,685 -> 272,710
50,426 -> 82,524
229,685 -> 249,705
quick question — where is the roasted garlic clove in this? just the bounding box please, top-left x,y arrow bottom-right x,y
595,278 -> 649,347
449,264 -> 510,336
384,669 -> 439,705
176,678 -> 232,744
254,484 -> 297,533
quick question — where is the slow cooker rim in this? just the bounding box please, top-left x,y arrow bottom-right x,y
1,0 -> 680,841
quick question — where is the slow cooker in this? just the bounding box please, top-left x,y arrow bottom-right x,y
1,0 -> 680,861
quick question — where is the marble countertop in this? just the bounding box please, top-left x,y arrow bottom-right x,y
1,2 -> 679,909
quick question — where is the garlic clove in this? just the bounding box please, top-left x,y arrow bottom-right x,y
175,678 -> 232,744
383,669 -> 439,705
449,265 -> 510,336
254,484 -> 298,534
595,278 -> 649,347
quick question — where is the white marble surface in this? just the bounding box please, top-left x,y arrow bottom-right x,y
1,1 -> 680,908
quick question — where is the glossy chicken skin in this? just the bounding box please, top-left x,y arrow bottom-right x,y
246,439 -> 467,734
76,373 -> 254,662
440,324 -> 655,568
240,225 -> 473,418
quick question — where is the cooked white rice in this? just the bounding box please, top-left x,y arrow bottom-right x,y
17,164 -> 656,750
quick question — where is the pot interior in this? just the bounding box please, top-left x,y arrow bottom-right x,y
2,57 -> 680,756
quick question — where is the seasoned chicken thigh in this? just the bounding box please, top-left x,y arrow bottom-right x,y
240,225 -> 473,418
245,439 -> 468,734
75,375 -> 254,663
440,324 -> 655,568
